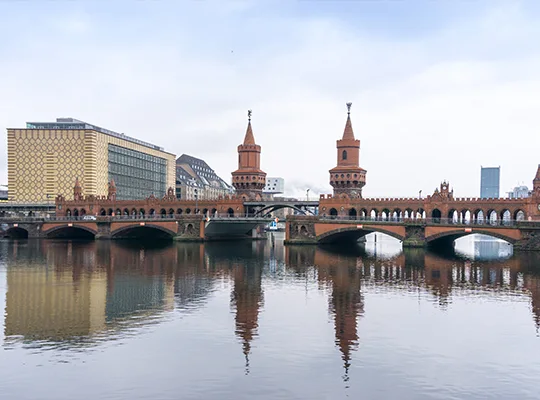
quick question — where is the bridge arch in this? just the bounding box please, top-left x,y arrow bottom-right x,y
318,226 -> 405,244
45,225 -> 96,239
253,203 -> 312,217
111,224 -> 176,240
4,227 -> 29,239
426,229 -> 517,247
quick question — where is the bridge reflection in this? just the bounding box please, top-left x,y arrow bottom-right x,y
2,238 -> 540,379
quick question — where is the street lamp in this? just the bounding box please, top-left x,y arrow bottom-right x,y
306,188 -> 310,201
194,188 -> 198,214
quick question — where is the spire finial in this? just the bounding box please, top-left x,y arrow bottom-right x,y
248,109 -> 252,122
346,102 -> 352,116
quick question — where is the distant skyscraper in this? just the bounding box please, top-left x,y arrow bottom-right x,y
480,166 -> 500,198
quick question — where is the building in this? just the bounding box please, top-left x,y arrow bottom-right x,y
231,110 -> 267,200
7,118 -> 176,202
480,166 -> 500,199
0,185 -> 8,201
175,154 -> 233,200
263,177 -> 285,194
329,103 -> 367,198
175,164 -> 203,200
508,185 -> 530,199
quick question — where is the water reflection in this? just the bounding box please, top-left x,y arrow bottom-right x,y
2,235 -> 540,399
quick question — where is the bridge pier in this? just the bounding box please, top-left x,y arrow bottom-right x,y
514,226 -> 540,251
402,224 -> 427,248
174,217 -> 205,242
95,221 -> 112,240
284,217 -> 318,245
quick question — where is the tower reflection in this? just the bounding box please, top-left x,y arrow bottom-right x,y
2,237 -> 540,377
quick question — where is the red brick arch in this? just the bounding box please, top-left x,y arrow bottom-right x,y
317,225 -> 405,243
44,224 -> 97,238
425,229 -> 519,244
111,224 -> 177,238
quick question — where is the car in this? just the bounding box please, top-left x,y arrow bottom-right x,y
82,215 -> 97,221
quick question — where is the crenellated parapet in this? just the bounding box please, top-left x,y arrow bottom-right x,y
318,177 -> 540,222
56,180 -> 245,218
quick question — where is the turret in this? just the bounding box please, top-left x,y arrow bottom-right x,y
231,110 -> 267,200
107,179 -> 117,200
73,177 -> 82,201
533,164 -> 540,196
329,103 -> 367,198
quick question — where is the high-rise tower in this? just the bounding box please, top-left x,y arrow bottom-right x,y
329,103 -> 366,198
231,110 -> 267,200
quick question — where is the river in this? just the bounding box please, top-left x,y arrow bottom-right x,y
1,233 -> 539,400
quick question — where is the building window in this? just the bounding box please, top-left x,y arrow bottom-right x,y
342,150 -> 347,160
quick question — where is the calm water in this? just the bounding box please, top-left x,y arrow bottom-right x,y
1,233 -> 540,400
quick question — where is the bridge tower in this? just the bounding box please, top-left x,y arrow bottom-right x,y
329,103 -> 367,198
107,179 -> 117,200
73,177 -> 83,201
231,110 -> 267,200
533,164 -> 540,197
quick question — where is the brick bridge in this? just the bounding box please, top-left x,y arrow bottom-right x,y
1,215 -> 273,241
285,216 -> 540,251
6,105 -> 539,250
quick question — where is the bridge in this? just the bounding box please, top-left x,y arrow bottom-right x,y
0,215 -> 275,241
4,104 -> 540,251
244,200 -> 319,216
285,215 -> 540,251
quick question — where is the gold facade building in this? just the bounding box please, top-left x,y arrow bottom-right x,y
7,118 -> 176,202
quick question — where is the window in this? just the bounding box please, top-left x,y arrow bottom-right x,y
342,150 -> 347,160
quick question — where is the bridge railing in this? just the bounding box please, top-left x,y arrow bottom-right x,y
0,213 -> 275,223
4,214 -> 537,227
317,215 -> 532,227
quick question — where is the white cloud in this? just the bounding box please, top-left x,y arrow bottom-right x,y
0,2 -> 539,199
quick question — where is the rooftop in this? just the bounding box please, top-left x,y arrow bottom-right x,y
24,118 -> 165,152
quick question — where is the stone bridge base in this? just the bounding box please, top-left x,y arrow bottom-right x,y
285,217 -> 540,251
1,216 -> 268,242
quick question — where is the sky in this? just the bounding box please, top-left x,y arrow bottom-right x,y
1,0 -> 539,199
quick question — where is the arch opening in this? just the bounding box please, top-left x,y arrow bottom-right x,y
112,225 -> 175,240
428,230 -> 515,250
5,227 -> 29,239
46,226 -> 96,240
318,226 -> 404,244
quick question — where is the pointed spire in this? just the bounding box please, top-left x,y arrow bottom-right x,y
243,109 -> 256,145
110,178 -> 116,187
342,102 -> 355,140
74,177 -> 81,188
535,164 -> 540,181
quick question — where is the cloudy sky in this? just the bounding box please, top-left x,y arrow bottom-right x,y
1,0 -> 539,199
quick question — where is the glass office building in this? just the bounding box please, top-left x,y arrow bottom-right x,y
108,144 -> 168,200
480,167 -> 500,199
